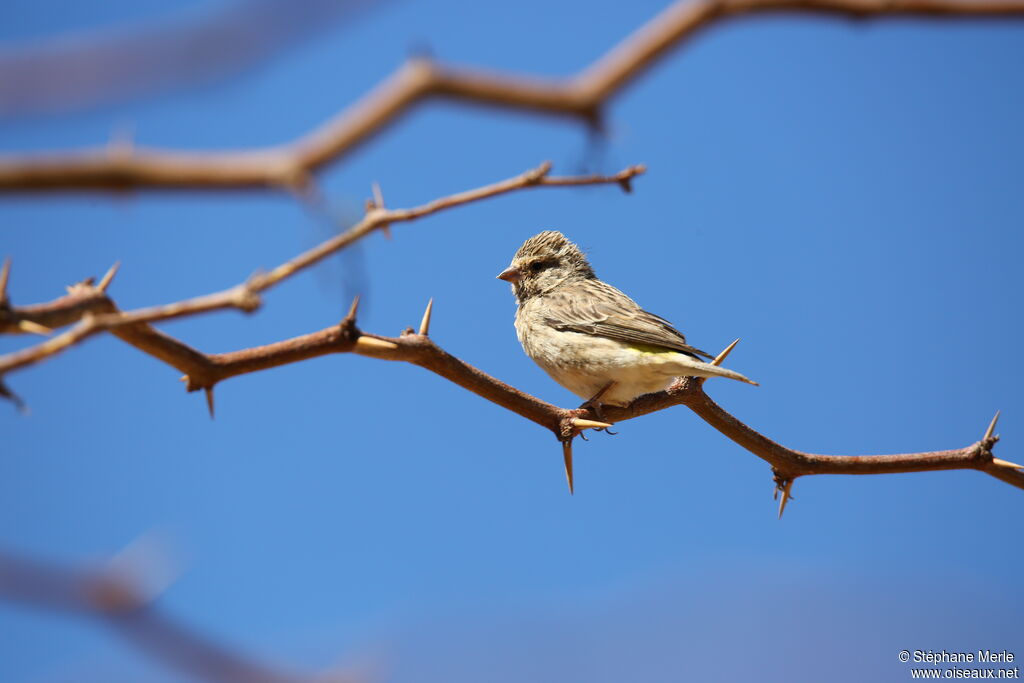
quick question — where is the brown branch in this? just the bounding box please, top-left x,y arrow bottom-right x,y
357,332 -> 1023,498
2,0 -> 1022,192
195,317 -> 1024,499
0,162 -> 645,378
120,296 -> 566,430
0,547 -> 348,683
218,325 -> 1024,496
11,278 -> 1015,506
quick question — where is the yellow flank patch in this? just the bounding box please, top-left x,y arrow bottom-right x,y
627,343 -> 678,356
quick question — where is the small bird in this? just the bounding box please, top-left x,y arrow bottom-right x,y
497,230 -> 757,410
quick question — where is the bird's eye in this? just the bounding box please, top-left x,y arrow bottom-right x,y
529,261 -> 546,273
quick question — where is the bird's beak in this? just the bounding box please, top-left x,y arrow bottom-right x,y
496,266 -> 521,283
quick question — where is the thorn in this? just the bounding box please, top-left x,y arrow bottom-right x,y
710,339 -> 740,367
0,377 -> 26,413
525,161 -> 553,184
97,262 -> 121,292
571,417 -> 613,430
983,410 -> 1000,442
991,458 -> 1023,471
66,277 -> 95,297
418,298 -> 434,336
17,320 -> 52,336
205,387 -> 215,419
562,440 -> 574,495
615,164 -> 647,192
355,336 -> 399,352
370,182 -> 392,239
0,257 -> 9,303
777,479 -> 793,519
345,295 -> 360,322
581,104 -> 605,134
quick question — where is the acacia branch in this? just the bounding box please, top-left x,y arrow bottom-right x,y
317,322 -> 1024,499
207,318 -> 1024,498
2,0 -> 1023,192
8,273 -> 1016,507
0,162 -> 644,378
172,312 -> 1024,500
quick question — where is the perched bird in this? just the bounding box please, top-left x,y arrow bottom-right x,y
497,230 -> 757,410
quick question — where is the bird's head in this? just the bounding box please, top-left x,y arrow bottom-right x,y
497,230 -> 595,301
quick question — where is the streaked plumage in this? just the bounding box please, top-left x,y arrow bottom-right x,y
498,230 -> 756,407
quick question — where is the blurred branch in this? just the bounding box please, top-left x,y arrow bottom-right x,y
0,162 -> 645,377
0,546 -> 347,683
2,0 -> 1023,192
0,0 -> 384,119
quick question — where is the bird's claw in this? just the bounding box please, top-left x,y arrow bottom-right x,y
576,381 -> 618,434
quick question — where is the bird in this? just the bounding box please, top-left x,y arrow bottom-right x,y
497,230 -> 757,411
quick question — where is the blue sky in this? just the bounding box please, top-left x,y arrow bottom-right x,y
1,1 -> 1022,681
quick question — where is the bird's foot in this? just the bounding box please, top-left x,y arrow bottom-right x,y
577,382 -> 618,435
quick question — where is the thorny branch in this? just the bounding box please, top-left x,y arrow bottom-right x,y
0,162 -> 644,382
176,312 -> 1024,503
2,0 -> 1024,192
4,271 -> 1019,509
158,308 -> 1024,505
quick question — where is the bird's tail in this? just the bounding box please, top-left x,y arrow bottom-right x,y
672,356 -> 759,386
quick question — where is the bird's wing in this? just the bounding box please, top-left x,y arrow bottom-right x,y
543,280 -> 714,359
